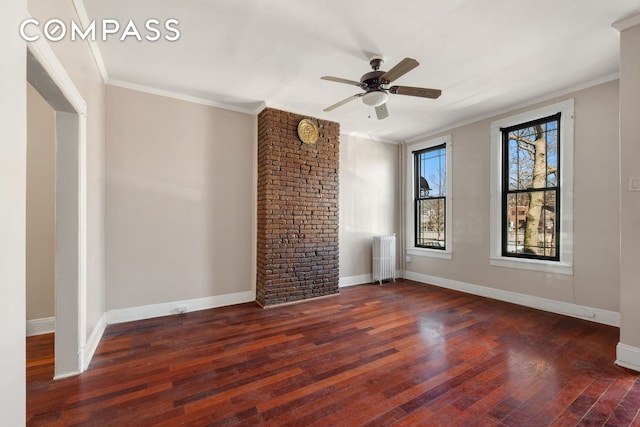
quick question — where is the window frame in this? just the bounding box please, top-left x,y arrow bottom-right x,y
501,113 -> 561,261
490,99 -> 574,275
406,135 -> 452,260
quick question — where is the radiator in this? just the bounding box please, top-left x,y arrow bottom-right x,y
372,234 -> 396,285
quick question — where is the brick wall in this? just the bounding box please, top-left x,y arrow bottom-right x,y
256,108 -> 340,307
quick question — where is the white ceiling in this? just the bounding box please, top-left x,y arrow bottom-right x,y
82,0 -> 639,142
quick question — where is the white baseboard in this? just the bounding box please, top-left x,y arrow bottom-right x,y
81,313 -> 107,371
405,271 -> 620,327
26,317 -> 55,336
339,270 -> 404,288
339,274 -> 372,287
616,343 -> 640,372
53,370 -> 81,380
106,290 -> 256,325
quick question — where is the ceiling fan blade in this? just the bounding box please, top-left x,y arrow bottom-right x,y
389,85 -> 442,99
380,58 -> 419,83
321,76 -> 363,87
323,94 -> 362,112
375,103 -> 389,120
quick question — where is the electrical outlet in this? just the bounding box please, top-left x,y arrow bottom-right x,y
177,305 -> 188,314
629,176 -> 640,192
405,255 -> 412,263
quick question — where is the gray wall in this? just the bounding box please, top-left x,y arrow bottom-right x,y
26,83 -> 56,321
105,85 -> 256,310
404,80 -> 621,312
619,23 -> 640,350
339,135 -> 400,280
104,88 -> 406,304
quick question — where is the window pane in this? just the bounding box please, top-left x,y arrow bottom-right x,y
545,122 -> 558,187
505,193 -> 528,254
504,190 -> 556,257
541,190 -> 557,257
416,198 -> 445,248
507,120 -> 559,191
417,146 -> 446,198
508,137 -> 533,190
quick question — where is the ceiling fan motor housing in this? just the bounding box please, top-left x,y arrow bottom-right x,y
360,70 -> 386,90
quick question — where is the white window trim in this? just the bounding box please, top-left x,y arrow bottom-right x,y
406,135 -> 453,260
489,99 -> 574,275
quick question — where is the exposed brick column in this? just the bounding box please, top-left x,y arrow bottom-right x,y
256,108 -> 340,307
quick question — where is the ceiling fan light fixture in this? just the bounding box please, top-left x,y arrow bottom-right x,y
362,90 -> 388,107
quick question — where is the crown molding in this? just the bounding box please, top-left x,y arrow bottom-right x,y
108,79 -> 263,115
71,0 -> 108,83
612,14 -> 640,32
404,72 -> 619,145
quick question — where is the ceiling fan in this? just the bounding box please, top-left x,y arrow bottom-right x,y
321,56 -> 442,120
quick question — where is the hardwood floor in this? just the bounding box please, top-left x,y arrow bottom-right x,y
27,280 -> 640,426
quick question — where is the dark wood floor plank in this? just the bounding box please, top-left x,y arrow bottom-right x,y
27,280 -> 640,426
180,367 -> 304,412
605,378 -> 640,426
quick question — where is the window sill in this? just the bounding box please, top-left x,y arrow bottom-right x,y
407,247 -> 453,260
490,257 -> 573,275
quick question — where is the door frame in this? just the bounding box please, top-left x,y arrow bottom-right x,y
26,28 -> 88,379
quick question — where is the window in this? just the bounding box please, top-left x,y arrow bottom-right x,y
502,114 -> 559,260
415,144 -> 446,249
406,135 -> 452,259
490,100 -> 574,274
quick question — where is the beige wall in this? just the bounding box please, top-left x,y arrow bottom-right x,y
405,80 -> 620,312
28,0 -> 107,343
339,135 -> 400,279
0,0 -> 27,422
619,23 -> 640,349
26,83 -> 56,320
105,85 -> 255,309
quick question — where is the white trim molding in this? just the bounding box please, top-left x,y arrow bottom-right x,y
81,314 -> 107,371
107,290 -> 256,325
71,0 -> 108,82
612,14 -> 640,32
26,317 -> 55,337
405,271 -> 620,327
404,74 -> 617,145
616,343 -> 640,372
108,79 -> 264,115
339,270 -> 404,288
53,370 -> 81,380
339,274 -> 373,287
27,24 -> 89,379
404,134 -> 453,260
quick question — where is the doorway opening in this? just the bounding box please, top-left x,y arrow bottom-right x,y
26,37 -> 88,379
